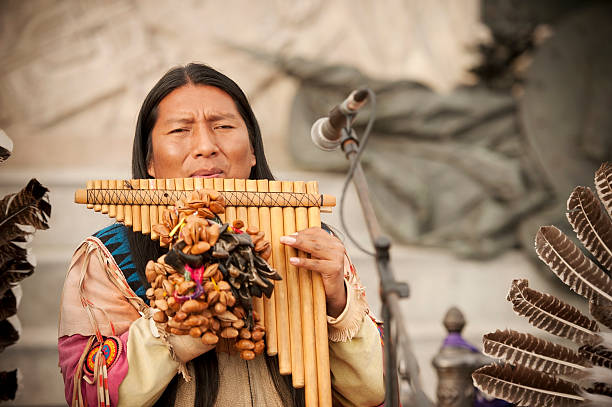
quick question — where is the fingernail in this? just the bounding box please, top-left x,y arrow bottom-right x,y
280,236 -> 296,244
289,257 -> 299,265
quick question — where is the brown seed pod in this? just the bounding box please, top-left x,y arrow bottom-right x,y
145,261 -> 157,282
202,332 -> 219,345
154,299 -> 169,311
177,280 -> 196,295
220,320 -> 232,328
206,223 -> 220,246
154,263 -> 167,276
154,288 -> 165,300
239,328 -> 251,339
167,297 -> 180,312
165,309 -> 175,318
199,316 -> 210,329
180,226 -> 193,246
210,319 -> 220,332
146,287 -> 155,300
169,327 -> 189,335
162,280 -> 174,295
240,350 -> 255,360
181,299 -> 206,314
168,274 -> 185,284
217,310 -> 238,322
235,339 -> 255,351
182,245 -> 192,254
167,318 -> 187,330
199,226 -> 208,242
152,310 -> 168,323
232,219 -> 245,230
246,225 -> 259,235
173,311 -> 188,322
232,319 -> 245,329
214,302 -> 226,314
233,307 -> 246,319
253,340 -> 265,355
191,241 -> 210,255
214,270 -> 223,282
189,327 -> 203,338
204,281 -> 215,292
219,292 -> 227,306
260,246 -> 272,261
220,327 -> 239,339
153,274 -> 164,290
207,290 -> 220,305
217,281 -> 231,291
226,293 -> 236,307
197,207 -> 215,219
209,201 -> 225,214
184,314 -> 207,327
251,330 -> 265,341
254,239 -> 268,253
203,263 -> 219,279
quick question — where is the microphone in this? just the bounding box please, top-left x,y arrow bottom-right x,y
311,89 -> 369,151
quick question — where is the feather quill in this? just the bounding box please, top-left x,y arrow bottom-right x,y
472,363 -> 584,406
566,186 -> 612,272
595,162 -> 612,220
507,279 -> 600,345
483,329 -> 591,378
535,226 -> 612,303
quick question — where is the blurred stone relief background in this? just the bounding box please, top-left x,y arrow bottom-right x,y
1,0 -> 610,405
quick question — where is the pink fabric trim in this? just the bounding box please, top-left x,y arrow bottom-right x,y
59,331 -> 129,406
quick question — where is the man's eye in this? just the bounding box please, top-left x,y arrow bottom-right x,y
169,128 -> 186,134
215,125 -> 234,130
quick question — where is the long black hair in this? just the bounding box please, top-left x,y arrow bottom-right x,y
128,63 -> 304,406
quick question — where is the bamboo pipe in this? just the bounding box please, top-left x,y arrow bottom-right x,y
307,181 -> 332,407
269,180 -> 291,374
108,180 -> 117,218
247,179 -> 265,331
130,180 -> 141,232
258,179 -> 277,356
139,179 -> 150,235
295,181 -> 318,406
283,181 -> 304,388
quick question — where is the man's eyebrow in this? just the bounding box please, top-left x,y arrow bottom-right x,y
206,111 -> 240,121
163,117 -> 194,125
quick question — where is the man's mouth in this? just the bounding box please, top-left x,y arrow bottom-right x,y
190,169 -> 223,178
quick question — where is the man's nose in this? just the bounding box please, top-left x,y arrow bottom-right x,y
191,124 -> 218,157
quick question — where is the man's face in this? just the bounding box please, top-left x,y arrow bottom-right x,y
147,84 -> 256,180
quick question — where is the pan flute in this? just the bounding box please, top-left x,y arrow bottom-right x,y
75,178 -> 336,407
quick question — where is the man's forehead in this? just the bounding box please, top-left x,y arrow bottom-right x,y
161,110 -> 240,123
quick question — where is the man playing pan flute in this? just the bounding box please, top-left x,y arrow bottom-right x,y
58,63 -> 384,406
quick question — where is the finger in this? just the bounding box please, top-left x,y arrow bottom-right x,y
281,232 -> 343,260
288,256 -> 342,277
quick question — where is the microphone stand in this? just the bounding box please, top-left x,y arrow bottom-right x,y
337,125 -> 414,407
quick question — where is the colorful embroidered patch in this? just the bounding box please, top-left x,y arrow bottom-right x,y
85,337 -> 121,375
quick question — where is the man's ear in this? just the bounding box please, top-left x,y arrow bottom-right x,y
249,145 -> 256,169
147,160 -> 156,178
